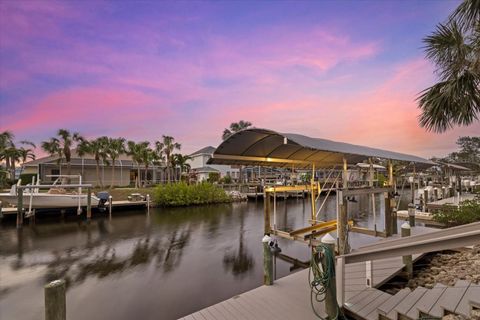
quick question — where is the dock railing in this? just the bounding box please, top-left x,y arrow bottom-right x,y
335,221 -> 480,306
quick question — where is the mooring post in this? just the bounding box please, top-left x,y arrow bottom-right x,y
321,233 -> 337,319
0,200 -> 3,219
262,235 -> 273,285
433,188 -> 438,202
338,191 -> 349,254
407,203 -> 416,227
108,195 -> 113,217
401,222 -> 413,278
87,188 -> 92,220
384,192 -> 393,237
392,207 -> 398,234
264,191 -> 271,235
17,187 -> 23,228
146,194 -> 150,215
44,279 -> 66,320
423,189 -> 429,212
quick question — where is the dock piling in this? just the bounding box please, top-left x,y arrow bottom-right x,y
407,203 -> 416,227
87,188 -> 92,220
401,222 -> 413,278
0,201 -> 3,219
17,188 -> 23,228
146,194 -> 150,215
262,235 -> 273,285
320,233 -> 338,319
108,195 -> 113,217
44,279 -> 66,320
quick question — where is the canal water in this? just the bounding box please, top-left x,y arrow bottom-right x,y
0,194 -> 411,320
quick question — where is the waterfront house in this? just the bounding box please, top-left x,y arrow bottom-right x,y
22,149 -> 166,186
188,146 -> 240,182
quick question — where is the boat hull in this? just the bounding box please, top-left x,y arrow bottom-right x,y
0,193 -> 100,209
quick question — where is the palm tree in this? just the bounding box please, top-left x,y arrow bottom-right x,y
127,141 -> 149,188
172,154 -> 191,181
41,129 -> 83,178
137,142 -> 155,186
0,131 -> 36,180
160,136 -> 181,183
222,121 -> 253,183
153,141 -> 166,183
78,137 -> 108,187
222,120 -> 252,140
106,138 -> 125,189
418,0 -> 480,132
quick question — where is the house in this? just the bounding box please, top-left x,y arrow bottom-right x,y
22,149 -> 165,187
188,146 -> 239,182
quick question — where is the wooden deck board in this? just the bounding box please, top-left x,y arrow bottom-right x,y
358,292 -> 391,320
409,283 -> 447,318
430,280 -> 470,317
455,283 -> 480,318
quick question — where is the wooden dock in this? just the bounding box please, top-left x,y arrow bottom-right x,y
180,254 -> 423,320
0,200 -> 147,216
426,193 -> 476,211
181,223 -> 480,320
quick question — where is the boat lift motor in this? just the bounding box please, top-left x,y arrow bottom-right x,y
96,191 -> 110,211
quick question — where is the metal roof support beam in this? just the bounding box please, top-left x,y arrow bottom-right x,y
212,154 -> 313,165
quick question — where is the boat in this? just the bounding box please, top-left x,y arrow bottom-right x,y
0,175 -> 107,211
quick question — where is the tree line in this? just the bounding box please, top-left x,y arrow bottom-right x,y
0,129 -> 191,188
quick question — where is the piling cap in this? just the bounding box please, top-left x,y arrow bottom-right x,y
321,233 -> 336,244
262,235 -> 272,243
401,222 -> 411,229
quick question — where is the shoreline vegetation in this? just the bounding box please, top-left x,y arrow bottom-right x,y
154,182 -> 232,206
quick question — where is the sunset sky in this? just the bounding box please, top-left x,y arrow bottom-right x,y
0,0 -> 478,158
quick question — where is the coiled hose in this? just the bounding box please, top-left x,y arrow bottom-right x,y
309,243 -> 341,320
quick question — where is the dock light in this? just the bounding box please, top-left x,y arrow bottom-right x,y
283,137 -> 288,144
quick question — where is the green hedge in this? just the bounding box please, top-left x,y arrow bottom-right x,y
154,182 -> 232,206
433,195 -> 480,227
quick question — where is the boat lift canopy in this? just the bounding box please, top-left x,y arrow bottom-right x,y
208,128 -> 434,169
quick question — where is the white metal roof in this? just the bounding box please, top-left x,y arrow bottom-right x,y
208,128 -> 434,169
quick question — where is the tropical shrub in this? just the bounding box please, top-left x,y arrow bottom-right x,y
154,182 -> 231,206
433,195 -> 480,226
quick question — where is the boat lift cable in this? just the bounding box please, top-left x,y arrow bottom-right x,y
315,167 -> 337,202
316,173 -> 342,219
309,243 -> 343,320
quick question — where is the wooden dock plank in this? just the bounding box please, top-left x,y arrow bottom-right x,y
347,289 -> 384,314
408,283 -> 447,318
358,292 -> 391,320
455,283 -> 480,318
429,280 -> 470,317
394,287 -> 428,317
377,288 -> 411,316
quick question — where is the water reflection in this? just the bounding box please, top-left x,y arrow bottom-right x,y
223,207 -> 254,277
0,196 -> 412,320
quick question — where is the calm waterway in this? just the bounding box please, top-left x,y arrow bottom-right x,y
0,194 -> 411,320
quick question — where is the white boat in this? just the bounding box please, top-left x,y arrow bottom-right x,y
0,175 -> 103,210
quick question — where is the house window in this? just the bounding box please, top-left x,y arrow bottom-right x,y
51,169 -> 60,181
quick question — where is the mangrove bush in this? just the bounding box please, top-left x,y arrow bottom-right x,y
433,195 -> 480,227
154,182 -> 231,206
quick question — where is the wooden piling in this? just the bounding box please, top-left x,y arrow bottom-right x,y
264,192 -> 271,235
44,279 -> 66,320
146,194 -> 150,215
384,192 -> 393,237
338,193 -> 350,255
0,201 -> 3,219
407,203 -> 416,227
401,223 -> 413,278
17,188 -> 23,228
262,235 -> 273,285
321,234 -> 337,319
87,188 -> 92,220
392,208 -> 398,235
108,195 -> 113,217
423,189 -> 429,212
